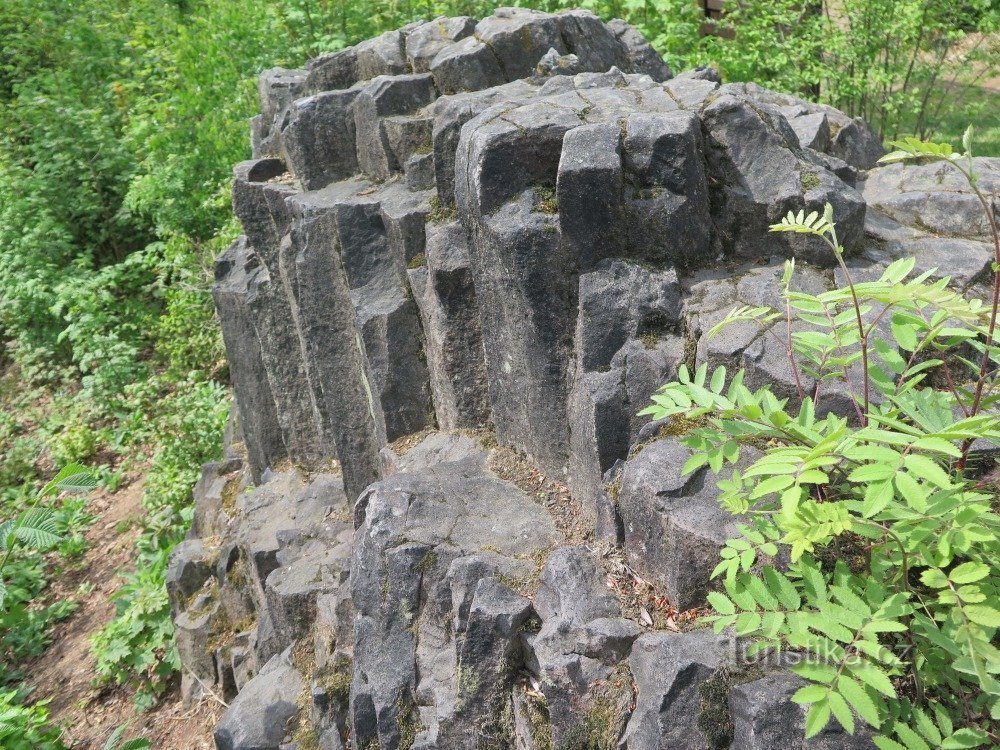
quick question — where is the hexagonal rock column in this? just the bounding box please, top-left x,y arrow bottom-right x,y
451,64 -> 863,479
231,158 -> 336,467
212,237 -> 285,481
219,7 -> 676,500
407,221 -> 491,430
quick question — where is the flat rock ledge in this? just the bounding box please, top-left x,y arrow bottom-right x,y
172,7 -> 999,749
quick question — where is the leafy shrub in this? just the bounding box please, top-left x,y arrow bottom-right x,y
0,690 -> 64,750
91,561 -> 179,710
104,722 -> 152,750
0,464 -> 97,606
0,556 -> 77,674
0,466 -> 95,690
643,130 -> 999,746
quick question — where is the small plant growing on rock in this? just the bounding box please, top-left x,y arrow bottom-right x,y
642,127 -> 1000,747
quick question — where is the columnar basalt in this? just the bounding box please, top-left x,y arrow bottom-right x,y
174,8 -> 999,750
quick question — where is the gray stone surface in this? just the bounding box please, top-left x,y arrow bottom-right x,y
859,159 -> 999,291
353,74 -> 437,182
285,185 -> 385,501
730,672 -> 877,749
281,89 -> 361,189
405,16 -> 477,73
621,629 -> 731,750
214,648 -> 304,750
863,158 -> 1000,240
702,90 -> 866,264
408,221 -> 490,430
350,437 -> 558,749
608,18 -> 672,82
192,11 -> 995,750
617,437 -> 749,610
213,238 -> 285,480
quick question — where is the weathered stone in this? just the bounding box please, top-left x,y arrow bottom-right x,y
198,14 -> 996,749
354,29 -> 410,80
350,441 -> 558,749
310,188 -> 434,443
673,66 -> 720,83
214,648 -> 304,750
474,8 -> 572,81
230,630 -> 258,695
685,262 -> 832,405
436,577 -> 534,744
556,121 -> 626,270
166,539 -> 214,612
258,68 -> 308,125
285,185 -> 386,501
830,116 -> 886,170
617,437 -> 751,610
378,183 -> 432,267
783,108 -> 831,151
559,109 -> 711,269
203,471 -> 348,672
382,115 -> 433,174
251,114 -> 281,158
431,80 -> 538,204
536,47 -> 582,77
536,546 -> 619,625
189,457 -> 242,538
305,48 -> 358,94
862,158 -> 1000,239
232,159 -> 297,258
264,531 -> 352,653
429,36 -> 506,96
456,101 -> 583,474
664,76 -> 719,110
568,369 -> 629,525
730,672 -> 877,749
568,258 -> 684,519
607,18 -> 672,82
353,74 -> 437,181
281,89 -> 361,189
702,92 -> 866,264
621,629 -> 731,749
404,16 -> 477,73
407,221 -> 490,430
213,238 -> 286,480
726,82 -> 885,169
404,152 -> 435,190
175,592 -> 220,707
576,260 -> 682,371
230,160 -> 334,466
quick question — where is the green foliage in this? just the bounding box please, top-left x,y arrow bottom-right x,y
92,562 -> 179,710
643,133 -> 1000,745
676,0 -> 998,144
104,722 -> 152,750
92,378 -> 228,706
0,464 -> 97,607
0,556 -> 78,674
0,690 -> 65,750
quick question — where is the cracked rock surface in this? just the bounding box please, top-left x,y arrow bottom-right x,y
173,8 -> 998,749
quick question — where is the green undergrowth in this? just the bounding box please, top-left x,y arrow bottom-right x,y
1,0 -> 995,746
644,131 -> 1000,748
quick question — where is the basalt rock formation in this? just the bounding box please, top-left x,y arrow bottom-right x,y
170,8 -> 999,750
